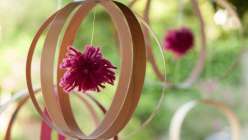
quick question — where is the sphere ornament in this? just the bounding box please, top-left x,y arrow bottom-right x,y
26,0 -> 146,139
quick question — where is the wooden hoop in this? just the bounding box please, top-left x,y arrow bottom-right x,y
169,99 -> 241,140
26,0 -> 146,139
4,92 -> 119,140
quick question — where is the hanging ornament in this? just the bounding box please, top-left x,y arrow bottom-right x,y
26,0 -> 146,139
164,27 -> 194,58
140,0 -> 206,88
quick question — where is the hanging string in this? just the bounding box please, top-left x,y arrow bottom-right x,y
90,8 -> 97,45
89,8 -> 114,101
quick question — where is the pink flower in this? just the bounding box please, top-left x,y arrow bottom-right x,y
164,27 -> 194,58
59,45 -> 116,93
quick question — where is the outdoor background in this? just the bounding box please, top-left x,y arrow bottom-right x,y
0,0 -> 248,139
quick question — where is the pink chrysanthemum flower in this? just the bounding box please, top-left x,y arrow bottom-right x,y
59,45 -> 116,93
164,27 -> 194,58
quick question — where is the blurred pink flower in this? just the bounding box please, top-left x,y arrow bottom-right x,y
60,45 -> 116,93
164,27 -> 194,58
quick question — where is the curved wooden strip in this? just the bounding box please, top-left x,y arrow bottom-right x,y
26,2 -> 82,137
40,2 -> 82,136
4,97 -> 29,140
180,0 -> 207,88
169,99 -> 241,140
3,91 -> 119,140
0,88 -> 40,114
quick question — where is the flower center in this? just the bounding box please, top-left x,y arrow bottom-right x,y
83,68 -> 89,74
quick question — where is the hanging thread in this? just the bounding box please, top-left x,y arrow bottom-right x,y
91,8 -> 97,45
